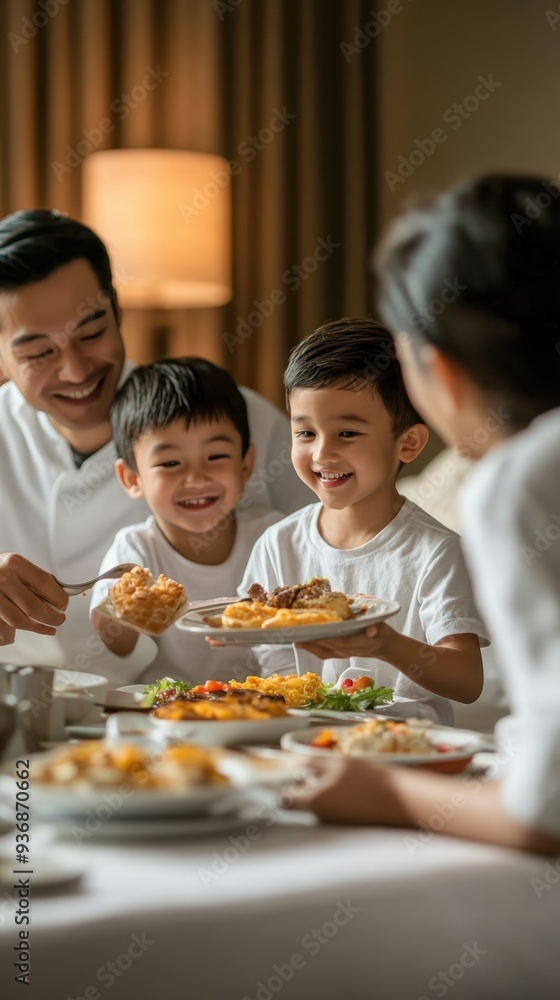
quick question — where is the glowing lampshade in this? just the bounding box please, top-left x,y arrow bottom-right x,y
81,148 -> 232,308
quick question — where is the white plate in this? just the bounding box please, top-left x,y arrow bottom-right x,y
92,596 -> 189,636
280,724 -> 492,770
175,595 -> 401,645
151,711 -> 312,747
54,788 -> 280,840
2,753 -> 247,821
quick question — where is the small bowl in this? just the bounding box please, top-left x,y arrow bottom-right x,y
52,670 -> 108,724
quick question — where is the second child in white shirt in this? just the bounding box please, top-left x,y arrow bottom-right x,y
91,358 -> 282,684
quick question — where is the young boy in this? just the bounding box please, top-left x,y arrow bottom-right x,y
238,318 -> 488,723
90,357 -> 283,683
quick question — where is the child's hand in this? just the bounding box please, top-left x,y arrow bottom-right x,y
296,622 -> 398,661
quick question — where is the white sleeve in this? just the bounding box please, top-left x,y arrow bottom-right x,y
462,458 -> 560,836
417,535 -> 489,648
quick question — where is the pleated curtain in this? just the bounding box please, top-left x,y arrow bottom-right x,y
0,0 -> 377,408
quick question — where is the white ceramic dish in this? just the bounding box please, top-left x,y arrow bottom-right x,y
102,685 -> 147,711
280,724 -> 493,773
92,596 -> 189,637
150,711 -> 312,747
3,747 -> 303,822
175,595 -> 401,646
52,669 -> 108,724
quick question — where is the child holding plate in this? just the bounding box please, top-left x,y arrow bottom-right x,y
238,317 -> 488,724
290,173 -> 560,855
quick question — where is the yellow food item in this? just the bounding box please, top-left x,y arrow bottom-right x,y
32,741 -> 226,789
154,694 -> 287,721
261,608 -> 341,628
229,672 -> 323,708
109,566 -> 186,634
221,601 -> 277,629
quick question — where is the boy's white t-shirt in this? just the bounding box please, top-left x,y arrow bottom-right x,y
239,499 -> 489,723
90,506 -> 283,685
460,407 -> 560,836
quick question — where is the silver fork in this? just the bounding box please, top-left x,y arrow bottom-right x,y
54,563 -> 138,596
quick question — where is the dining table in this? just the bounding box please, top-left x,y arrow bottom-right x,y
1,757 -> 559,1000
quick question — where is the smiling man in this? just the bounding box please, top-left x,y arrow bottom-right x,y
0,209 -> 312,673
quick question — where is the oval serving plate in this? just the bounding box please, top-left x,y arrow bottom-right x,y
175,595 -> 400,646
280,725 -> 492,774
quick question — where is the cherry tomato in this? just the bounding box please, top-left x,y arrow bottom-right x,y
341,678 -> 355,691
353,676 -> 372,691
191,685 -> 206,694
204,680 -> 225,692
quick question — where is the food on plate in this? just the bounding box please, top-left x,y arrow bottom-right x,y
219,577 -> 356,630
231,672 -> 393,711
141,676 -> 194,708
310,718 -> 436,755
220,601 -> 278,629
109,566 -> 186,634
229,672 -> 324,708
141,672 -> 394,714
261,608 -> 341,628
32,741 -> 228,790
153,685 -> 288,721
248,577 -> 355,619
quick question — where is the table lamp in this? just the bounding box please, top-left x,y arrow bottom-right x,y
81,148 -> 232,309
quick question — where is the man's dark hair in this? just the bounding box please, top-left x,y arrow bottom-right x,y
283,317 -> 422,435
0,209 -> 116,314
374,173 -> 560,427
111,357 -> 251,470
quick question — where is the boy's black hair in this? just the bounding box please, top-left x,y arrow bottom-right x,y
374,173 -> 560,427
0,209 -> 116,317
111,357 -> 251,471
283,317 -> 422,435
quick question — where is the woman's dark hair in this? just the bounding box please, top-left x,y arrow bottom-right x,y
0,209 -> 115,312
111,357 -> 251,470
283,317 -> 422,435
374,174 -> 560,427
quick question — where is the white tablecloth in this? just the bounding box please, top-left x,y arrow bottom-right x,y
1,808 -> 559,1000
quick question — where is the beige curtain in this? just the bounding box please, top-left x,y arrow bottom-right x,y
0,0 -> 377,408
